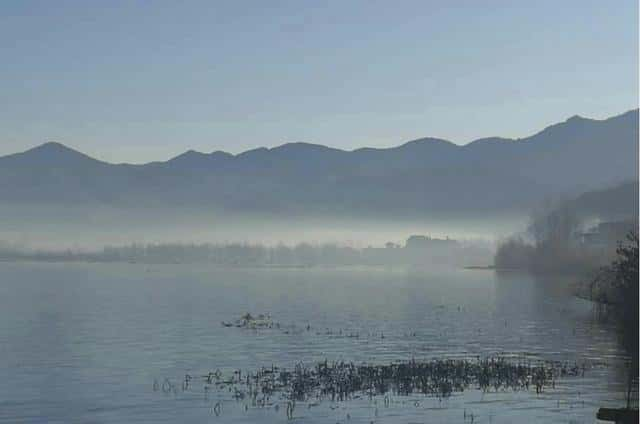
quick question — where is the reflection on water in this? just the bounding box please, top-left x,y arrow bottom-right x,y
0,263 -> 630,423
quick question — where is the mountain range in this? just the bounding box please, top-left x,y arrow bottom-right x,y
0,109 -> 637,220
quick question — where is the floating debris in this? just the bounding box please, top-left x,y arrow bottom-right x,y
221,313 -> 274,329
221,314 -> 396,343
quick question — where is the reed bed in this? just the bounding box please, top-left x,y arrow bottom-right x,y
157,356 -> 589,406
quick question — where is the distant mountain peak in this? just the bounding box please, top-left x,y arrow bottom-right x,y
22,141 -> 97,161
273,141 -> 331,150
464,137 -> 515,148
270,142 -> 344,155
0,141 -> 103,168
30,141 -> 77,153
565,114 -> 588,123
237,147 -> 269,158
169,149 -> 206,161
166,149 -> 234,169
396,137 -> 456,150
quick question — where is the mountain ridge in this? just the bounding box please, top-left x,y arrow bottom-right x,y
0,109 -> 637,219
6,108 -> 637,166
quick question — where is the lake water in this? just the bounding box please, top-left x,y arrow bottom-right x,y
0,263 -> 630,423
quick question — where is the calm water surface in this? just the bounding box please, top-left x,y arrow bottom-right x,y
0,263 -> 630,423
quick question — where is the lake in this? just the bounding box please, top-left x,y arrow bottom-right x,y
0,262 -> 630,423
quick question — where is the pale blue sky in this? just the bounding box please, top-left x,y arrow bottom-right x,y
1,0 -> 637,163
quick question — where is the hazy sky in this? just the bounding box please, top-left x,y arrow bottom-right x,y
1,0 -> 638,163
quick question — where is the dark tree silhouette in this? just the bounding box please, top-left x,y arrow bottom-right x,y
599,232 -> 638,409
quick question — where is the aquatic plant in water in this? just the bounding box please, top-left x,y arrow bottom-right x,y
155,355 -> 592,417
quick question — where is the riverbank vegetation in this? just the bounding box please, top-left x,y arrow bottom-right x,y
0,238 -> 492,267
494,182 -> 638,274
589,232 -> 638,409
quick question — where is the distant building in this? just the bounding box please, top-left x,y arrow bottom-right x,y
405,235 -> 458,249
580,220 -> 637,249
